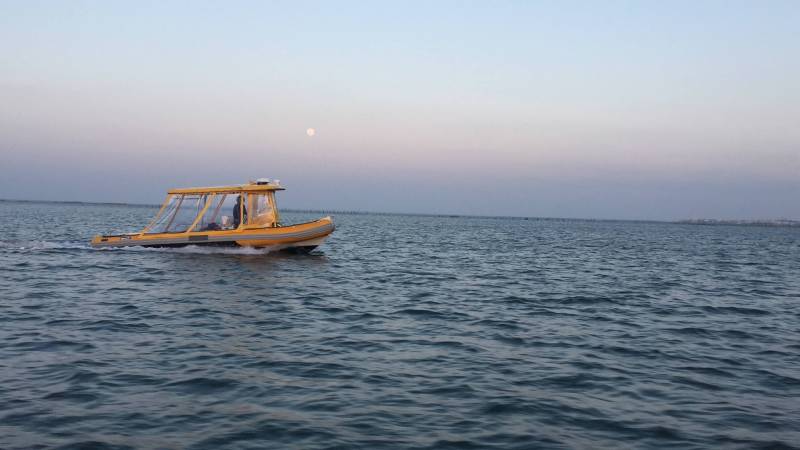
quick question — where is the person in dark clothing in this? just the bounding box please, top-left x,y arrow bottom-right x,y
233,195 -> 247,228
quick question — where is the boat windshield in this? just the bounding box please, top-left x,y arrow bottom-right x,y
192,194 -> 240,231
145,194 -> 214,234
245,192 -> 277,227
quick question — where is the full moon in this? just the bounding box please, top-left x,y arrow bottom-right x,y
306,128 -> 316,137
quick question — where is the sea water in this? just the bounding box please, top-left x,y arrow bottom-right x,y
1,200 -> 799,449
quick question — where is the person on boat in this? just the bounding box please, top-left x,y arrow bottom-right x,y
233,195 -> 247,228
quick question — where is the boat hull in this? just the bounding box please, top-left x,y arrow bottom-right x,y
91,217 -> 334,251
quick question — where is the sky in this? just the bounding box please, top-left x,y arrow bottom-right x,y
1,0 -> 798,220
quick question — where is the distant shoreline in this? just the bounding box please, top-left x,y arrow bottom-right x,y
675,218 -> 800,227
0,198 -> 161,208
1,198 -> 798,227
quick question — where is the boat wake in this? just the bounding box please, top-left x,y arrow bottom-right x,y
104,245 -> 277,255
0,240 -> 276,255
0,240 -> 90,251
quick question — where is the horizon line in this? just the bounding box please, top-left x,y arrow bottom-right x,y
1,198 -> 798,227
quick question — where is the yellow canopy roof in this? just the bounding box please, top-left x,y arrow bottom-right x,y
168,183 -> 285,195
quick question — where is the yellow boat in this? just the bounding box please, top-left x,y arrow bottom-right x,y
91,179 -> 334,252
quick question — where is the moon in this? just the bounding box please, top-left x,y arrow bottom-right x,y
306,128 -> 316,137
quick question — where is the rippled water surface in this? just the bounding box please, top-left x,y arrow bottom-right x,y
1,200 -> 799,449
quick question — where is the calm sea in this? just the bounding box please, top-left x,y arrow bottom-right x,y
1,200 -> 799,449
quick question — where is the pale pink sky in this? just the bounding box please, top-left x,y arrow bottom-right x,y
1,1 -> 799,219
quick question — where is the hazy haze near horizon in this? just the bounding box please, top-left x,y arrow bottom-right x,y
1,1 -> 798,220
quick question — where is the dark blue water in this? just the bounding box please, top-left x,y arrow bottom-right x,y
1,200 -> 799,449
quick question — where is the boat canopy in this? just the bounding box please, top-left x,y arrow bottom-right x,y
168,183 -> 285,195
143,182 -> 282,234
